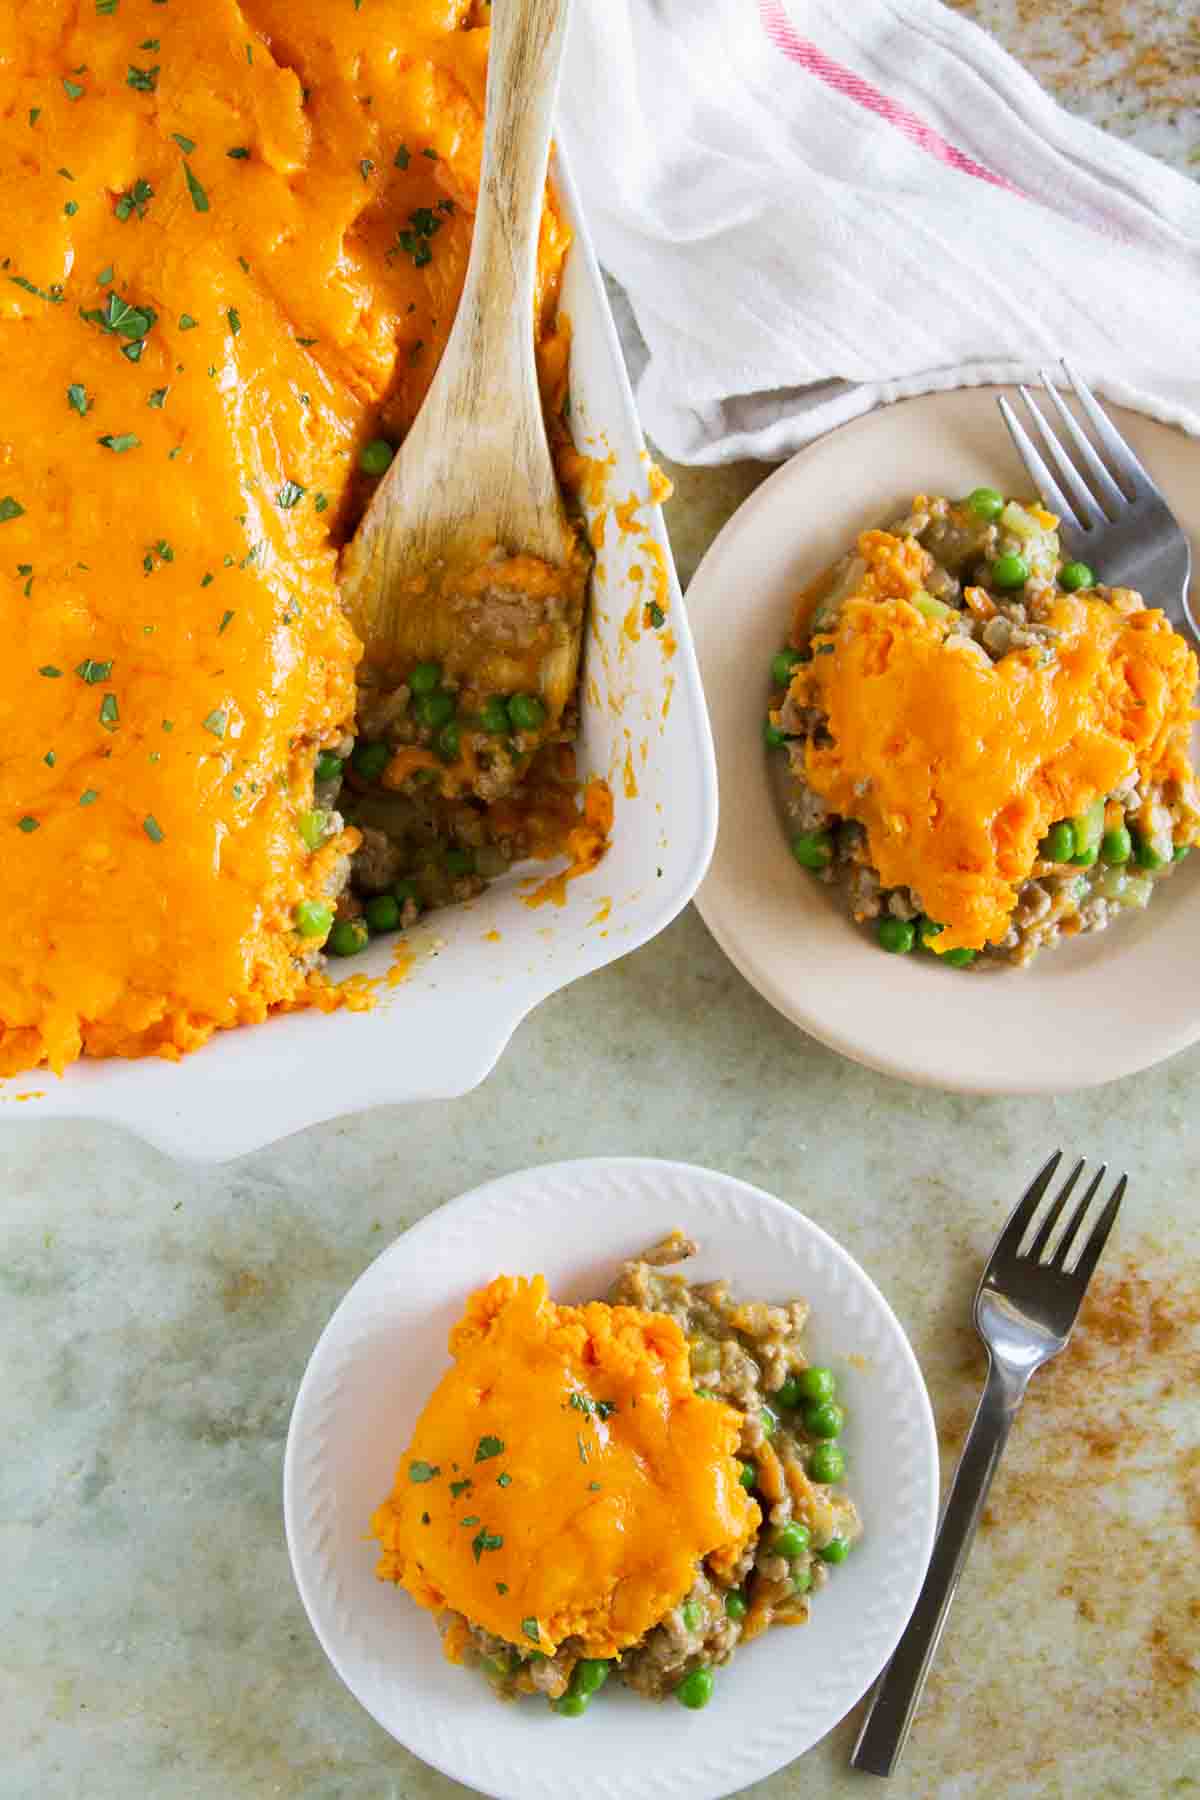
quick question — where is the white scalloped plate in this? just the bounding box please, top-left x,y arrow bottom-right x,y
283,1158 -> 938,1800
690,389 -> 1200,1094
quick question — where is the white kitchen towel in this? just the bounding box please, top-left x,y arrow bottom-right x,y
556,0 -> 1200,464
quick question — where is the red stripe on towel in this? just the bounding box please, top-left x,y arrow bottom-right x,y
758,0 -> 1024,196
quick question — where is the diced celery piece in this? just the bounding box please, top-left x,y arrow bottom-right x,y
1000,501 -> 1043,541
1072,797 -> 1105,859
914,590 -> 955,622
298,808 -> 329,851
1094,866 -> 1127,903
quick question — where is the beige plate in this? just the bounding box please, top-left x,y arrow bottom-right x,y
690,386 -> 1200,1095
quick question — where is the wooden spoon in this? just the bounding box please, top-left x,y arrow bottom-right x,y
340,0 -> 584,789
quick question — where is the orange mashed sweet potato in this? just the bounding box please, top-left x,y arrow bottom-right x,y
0,0 -> 570,1074
790,529 -> 1199,952
371,1275 -> 760,1658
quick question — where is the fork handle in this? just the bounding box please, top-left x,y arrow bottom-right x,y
851,1356 -> 1029,1777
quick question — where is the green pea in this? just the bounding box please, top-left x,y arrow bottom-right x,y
809,1442 -> 846,1484
481,695 -> 511,734
1133,830 -> 1166,871
364,894 -> 401,934
1175,843 -> 1192,861
991,552 -> 1029,590
553,1692 -> 589,1717
294,899 -> 333,939
790,829 -> 833,871
770,648 -> 803,687
738,1460 -> 756,1490
877,916 -> 915,954
804,1399 -> 845,1439
508,692 -> 547,732
1038,820 -> 1075,863
1059,560 -> 1095,592
764,718 -> 788,749
917,917 -> 945,950
351,741 -> 390,782
314,750 -> 344,784
393,878 -> 422,910
297,808 -> 328,851
572,1658 -> 609,1697
965,486 -> 1005,521
444,846 -> 475,877
724,1590 -> 749,1622
791,1565 -> 813,1595
416,690 -> 455,729
675,1667 -> 714,1710
327,918 -> 368,957
681,1600 -> 703,1632
1071,847 -> 1098,867
759,1403 -> 779,1439
1101,826 -> 1132,865
359,437 -> 394,476
435,720 -> 461,762
408,660 -> 442,695
795,1367 -> 836,1403
943,947 -> 976,967
773,1376 -> 804,1410
819,1535 -> 851,1564
772,1522 -> 812,1557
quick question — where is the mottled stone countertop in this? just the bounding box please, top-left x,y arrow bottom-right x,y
4,8 -> 1198,1800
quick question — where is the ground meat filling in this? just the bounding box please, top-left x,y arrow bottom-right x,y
769,492 -> 1200,967
441,1235 -> 861,1709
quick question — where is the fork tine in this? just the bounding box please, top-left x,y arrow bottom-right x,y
1027,1156 -> 1086,1261
1049,1163 -> 1107,1268
1039,370 -> 1129,511
994,1150 -> 1063,1260
1062,361 -> 1160,501
1017,387 -> 1106,529
996,399 -> 1080,531
1065,1173 -> 1126,1290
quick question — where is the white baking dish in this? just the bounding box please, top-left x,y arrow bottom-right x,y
0,148 -> 717,1160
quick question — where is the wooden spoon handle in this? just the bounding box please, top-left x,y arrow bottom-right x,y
437,0 -> 571,430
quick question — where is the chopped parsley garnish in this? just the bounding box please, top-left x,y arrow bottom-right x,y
29,108 -> 40,127
76,658 -> 113,684
126,64 -> 158,91
202,710 -> 226,738
460,1514 -> 480,1527
64,201 -> 79,217
422,146 -> 438,160
81,289 -> 156,344
183,162 -> 209,213
148,386 -> 168,408
314,493 -> 329,513
143,814 -> 165,843
227,146 -> 250,160
79,789 -> 99,806
408,1460 -> 440,1484
0,498 -> 25,523
496,1582 -> 508,1595
568,1394 -> 617,1420
359,158 -> 374,182
649,602 -> 666,628
63,78 -> 85,100
140,37 -> 159,49
392,206 -> 443,268
394,144 -> 410,169
67,384 -> 90,416
420,1512 -> 430,1525
200,572 -> 213,587
98,694 -> 119,730
17,816 -> 39,833
227,306 -> 241,336
96,265 -> 114,286
96,0 -> 119,14
522,1619 -> 540,1642
471,1528 -> 503,1562
588,1481 -> 602,1491
115,177 -> 154,221
497,1472 -> 512,1488
449,1478 -> 472,1499
474,1435 -> 505,1463
10,275 -> 64,304
178,313 -> 198,331
38,666 -> 62,679
97,433 -> 140,453
276,480 -> 305,509
296,336 -> 318,347
577,1434 -> 589,1464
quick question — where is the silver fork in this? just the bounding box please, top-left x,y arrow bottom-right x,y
996,362 -> 1194,640
850,1150 -> 1127,1778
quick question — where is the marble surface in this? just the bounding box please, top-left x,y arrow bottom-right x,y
4,8 -> 1199,1800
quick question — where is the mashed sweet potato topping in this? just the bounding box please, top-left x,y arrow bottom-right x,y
372,1275 -> 760,1658
790,529 -> 1199,951
0,0 -> 569,1074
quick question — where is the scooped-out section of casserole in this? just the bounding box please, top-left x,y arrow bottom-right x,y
371,1234 -> 861,1713
0,0 -> 602,1076
766,490 -> 1200,966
